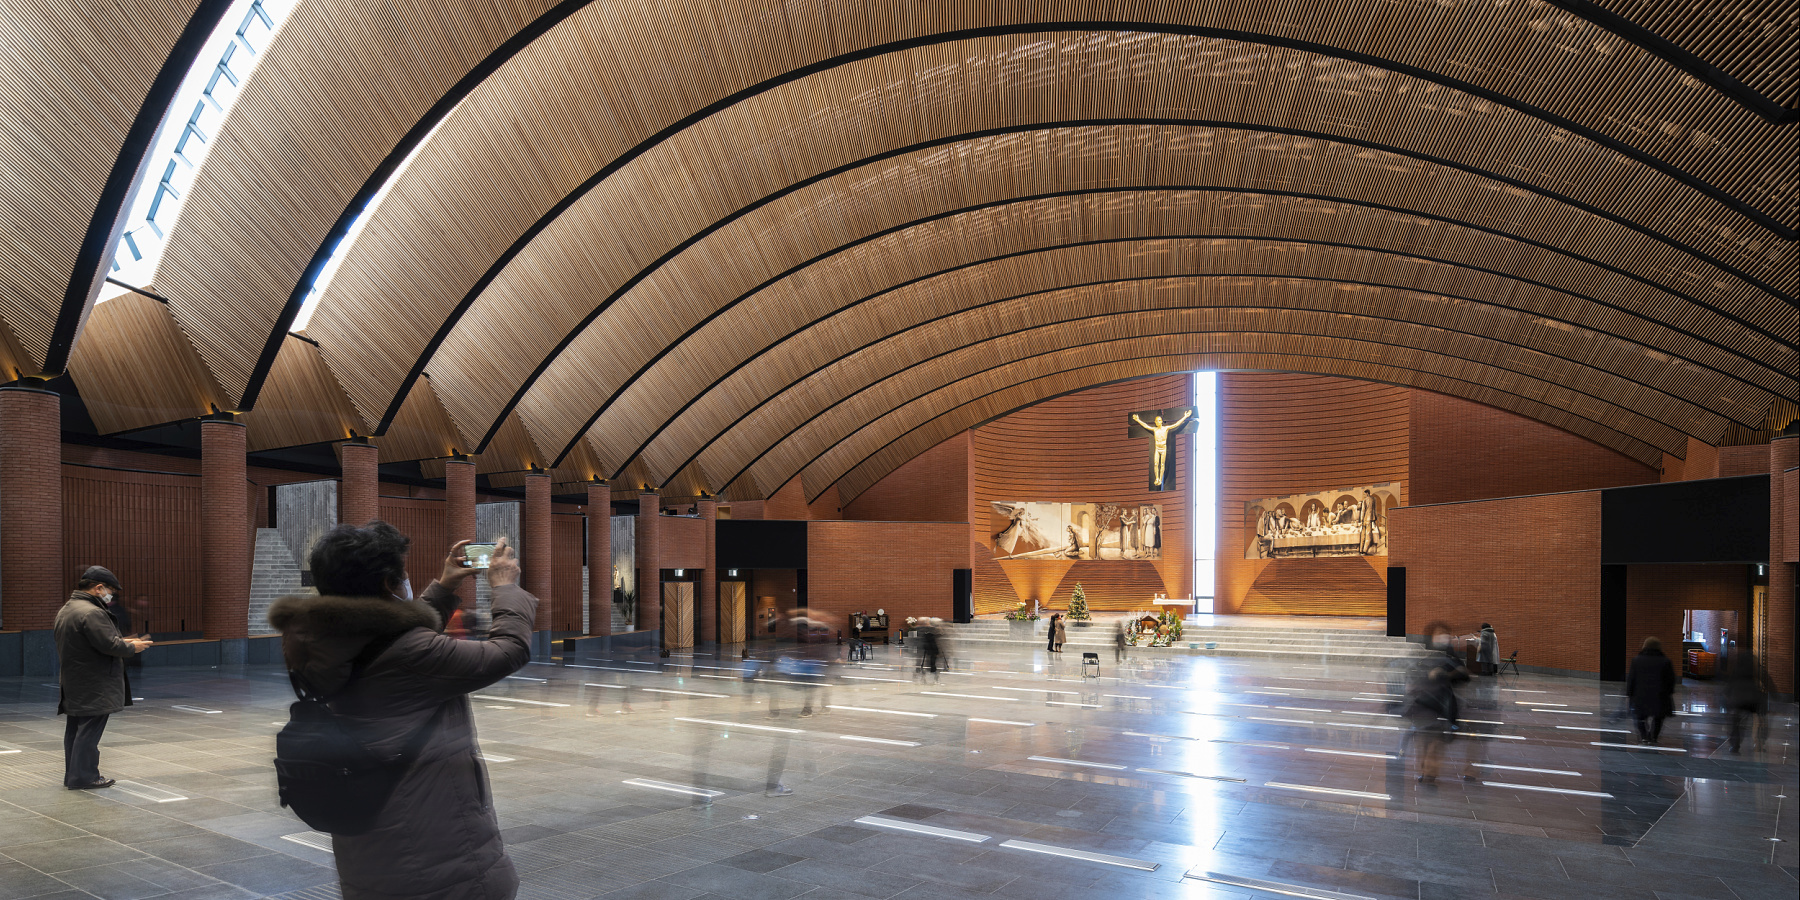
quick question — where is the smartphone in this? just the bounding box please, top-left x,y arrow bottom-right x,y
462,543 -> 497,569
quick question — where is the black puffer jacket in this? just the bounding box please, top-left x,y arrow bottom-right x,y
269,581 -> 536,900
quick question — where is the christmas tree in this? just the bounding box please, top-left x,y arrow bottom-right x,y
1067,583 -> 1090,620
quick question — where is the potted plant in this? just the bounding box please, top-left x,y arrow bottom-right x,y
1003,601 -> 1039,637
1066,584 -> 1091,625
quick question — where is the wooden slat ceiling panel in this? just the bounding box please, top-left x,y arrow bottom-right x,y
148,0 -> 557,402
530,123 -> 1788,470
294,1 -> 1795,435
715,299 -> 1694,498
478,409 -> 546,475
372,376 -> 467,463
1581,0 -> 1796,107
445,33 -> 1790,462
654,259 -> 1756,491
620,194 -> 1788,483
67,294 -> 228,434
243,336 -> 364,452
817,348 -> 1671,507
0,0 -> 198,372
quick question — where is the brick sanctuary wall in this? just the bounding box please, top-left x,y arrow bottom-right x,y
808,521 -> 967,628
1409,390 -> 1658,504
970,374 -> 1193,615
1218,373 -> 1408,616
843,433 -> 969,523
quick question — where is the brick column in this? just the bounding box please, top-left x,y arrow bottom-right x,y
524,472 -> 552,646
0,388 -> 61,647
444,457 -> 476,610
637,490 -> 660,641
698,497 -> 717,645
588,481 -> 611,636
338,440 -> 378,527
1770,435 -> 1796,695
201,418 -> 250,653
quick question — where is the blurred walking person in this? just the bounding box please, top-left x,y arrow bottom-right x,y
1723,646 -> 1772,753
1403,623 -> 1468,784
1625,636 -> 1677,745
1476,623 -> 1498,676
270,528 -> 537,900
1114,618 -> 1130,663
914,620 -> 943,683
55,566 -> 152,788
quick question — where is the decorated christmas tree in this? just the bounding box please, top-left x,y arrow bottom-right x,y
1067,583 -> 1090,620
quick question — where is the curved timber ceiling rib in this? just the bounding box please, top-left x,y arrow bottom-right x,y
152,2 -> 1791,417
609,192 -> 1793,487
314,32 -> 1796,458
697,290 -> 1694,499
1551,0 -> 1796,119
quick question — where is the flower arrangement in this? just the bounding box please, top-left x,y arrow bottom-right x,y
1003,601 -> 1040,621
905,616 -> 918,628
1066,583 -> 1090,621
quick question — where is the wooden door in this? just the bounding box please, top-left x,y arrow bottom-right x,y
719,581 -> 747,644
663,582 -> 694,649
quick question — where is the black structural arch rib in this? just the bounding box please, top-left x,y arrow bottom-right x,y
326,21 -> 1794,441
572,197 -> 1794,474
1545,0 -> 1797,125
44,0 -> 236,376
473,114 -> 1794,463
742,338 -> 1666,506
638,267 -> 1767,491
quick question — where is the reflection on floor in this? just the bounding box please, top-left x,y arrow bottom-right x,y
0,631 -> 1794,900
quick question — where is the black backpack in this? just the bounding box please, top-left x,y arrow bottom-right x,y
273,635 -> 446,836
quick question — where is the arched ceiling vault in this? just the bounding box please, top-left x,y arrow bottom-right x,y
688,294 -> 1693,501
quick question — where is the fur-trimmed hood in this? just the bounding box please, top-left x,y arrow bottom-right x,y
269,594 -> 442,696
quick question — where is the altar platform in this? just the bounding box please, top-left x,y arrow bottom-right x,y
954,614 -> 1436,667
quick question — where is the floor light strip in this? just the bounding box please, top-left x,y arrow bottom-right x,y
1264,782 -> 1391,800
623,778 -> 724,798
1249,717 -> 1314,725
998,839 -> 1159,871
1304,748 -> 1396,759
281,832 -> 333,853
827,705 -> 936,717
968,718 -> 1036,726
504,676 -> 548,683
1105,694 -> 1154,700
853,815 -> 991,842
1462,733 -> 1526,740
572,665 -> 642,673
1556,725 -> 1630,734
1329,722 -> 1403,731
1275,706 -> 1332,712
1045,701 -> 1101,708
992,686 -> 1080,696
840,735 -> 922,747
675,717 -> 803,734
1187,871 -> 1376,900
171,705 -> 221,714
1454,719 -> 1505,725
1481,780 -> 1612,798
639,688 -> 729,698
1592,741 -> 1687,752
1473,763 -> 1581,777
1211,739 -> 1291,749
1517,701 -> 1567,706
471,695 -> 569,707
1499,689 -> 1547,693
843,676 -> 910,683
108,781 -> 186,802
1027,756 -> 1127,770
919,692 -> 1018,701
1532,709 -> 1593,715
585,683 -> 628,689
1124,731 -> 1200,741
477,754 -> 514,762
1339,711 -> 1402,718
1136,767 -> 1247,783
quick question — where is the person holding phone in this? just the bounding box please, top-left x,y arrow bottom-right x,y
54,565 -> 152,789
269,526 -> 537,900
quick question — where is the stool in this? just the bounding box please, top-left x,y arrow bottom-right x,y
1499,650 -> 1520,677
1081,652 -> 1100,678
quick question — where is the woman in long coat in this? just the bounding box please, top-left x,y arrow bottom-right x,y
1049,613 -> 1068,653
1625,636 -> 1677,745
270,525 -> 537,900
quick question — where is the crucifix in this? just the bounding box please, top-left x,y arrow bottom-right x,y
1128,406 -> 1198,491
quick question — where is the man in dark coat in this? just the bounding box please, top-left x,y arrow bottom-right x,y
1625,636 -> 1678,745
54,565 -> 152,788
270,523 -> 536,900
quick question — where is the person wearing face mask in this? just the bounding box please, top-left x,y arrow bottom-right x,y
54,565 -> 153,789
269,521 -> 536,900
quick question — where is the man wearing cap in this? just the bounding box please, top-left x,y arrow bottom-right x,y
54,566 -> 152,789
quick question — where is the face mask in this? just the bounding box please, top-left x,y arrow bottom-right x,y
395,578 -> 414,602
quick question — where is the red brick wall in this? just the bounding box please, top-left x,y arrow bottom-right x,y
808,521 -> 967,628
587,482 -> 610,634
1627,564 -> 1749,662
339,442 -> 379,526
1410,391 -> 1658,504
552,513 -> 585,632
2,389 -> 62,630
1391,491 -> 1602,674
62,465 -> 202,635
971,375 -> 1192,614
844,433 -> 969,522
761,478 -> 809,519
659,515 -> 705,569
200,420 -> 249,640
1718,445 -> 1770,478
1219,374 -> 1408,616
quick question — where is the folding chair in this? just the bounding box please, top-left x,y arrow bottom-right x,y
1498,650 -> 1520,678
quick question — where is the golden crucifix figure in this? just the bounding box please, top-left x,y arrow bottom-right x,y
1131,409 -> 1193,488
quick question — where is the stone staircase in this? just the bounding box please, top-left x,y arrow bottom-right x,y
941,615 -> 1437,667
248,528 -> 308,636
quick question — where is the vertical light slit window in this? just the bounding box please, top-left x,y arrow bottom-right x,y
102,0 -> 299,297
1192,371 -> 1218,611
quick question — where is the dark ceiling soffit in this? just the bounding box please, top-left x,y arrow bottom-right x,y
234,0 -> 599,413
712,317 -> 1689,501
1545,0 -> 1797,125
777,341 -> 1664,506
44,0 -> 236,375
370,22 -> 1791,441
643,275 -> 1751,490
485,116 -> 1791,465
578,203 -> 1791,472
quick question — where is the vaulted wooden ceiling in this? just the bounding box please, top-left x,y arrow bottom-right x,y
5,0 -> 1794,502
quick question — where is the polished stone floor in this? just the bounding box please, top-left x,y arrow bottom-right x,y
1,628 -> 1794,900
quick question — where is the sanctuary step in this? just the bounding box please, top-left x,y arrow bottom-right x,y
940,614 -> 1438,665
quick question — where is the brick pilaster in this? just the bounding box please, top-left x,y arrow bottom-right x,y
1770,435 -> 1796,694
339,441 -> 378,527
524,472 -> 552,633
444,458 -> 475,609
201,419 -> 249,640
588,481 -> 611,636
0,387 -> 61,631
638,490 -> 660,640
698,498 -> 717,645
